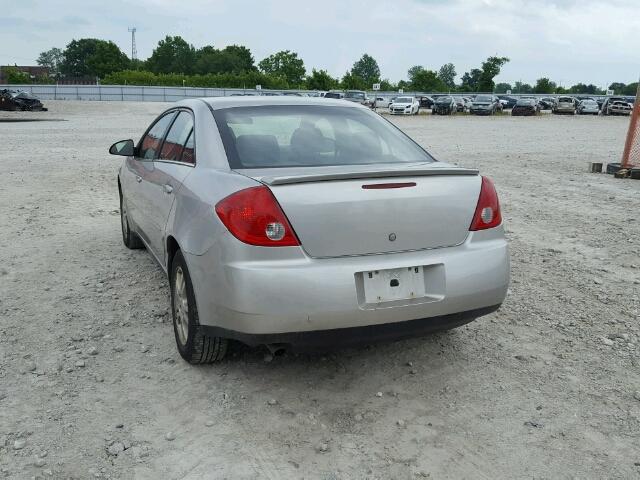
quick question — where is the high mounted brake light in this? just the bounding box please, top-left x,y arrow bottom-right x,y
469,176 -> 502,231
215,186 -> 300,247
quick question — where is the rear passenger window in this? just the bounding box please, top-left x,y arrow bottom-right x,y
181,130 -> 195,164
159,111 -> 194,162
139,112 -> 176,159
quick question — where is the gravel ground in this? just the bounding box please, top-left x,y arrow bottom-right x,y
1,101 -> 639,480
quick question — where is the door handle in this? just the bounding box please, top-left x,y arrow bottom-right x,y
135,175 -> 142,183
163,184 -> 174,194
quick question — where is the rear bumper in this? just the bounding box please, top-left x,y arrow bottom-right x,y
185,227 -> 509,336
201,304 -> 500,349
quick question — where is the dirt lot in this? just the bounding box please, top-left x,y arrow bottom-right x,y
1,101 -> 639,480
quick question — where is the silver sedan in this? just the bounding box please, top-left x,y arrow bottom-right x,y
110,97 -> 510,363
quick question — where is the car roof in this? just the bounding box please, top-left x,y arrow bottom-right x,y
192,96 -> 365,111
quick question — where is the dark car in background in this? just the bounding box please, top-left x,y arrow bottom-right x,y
511,98 -> 540,116
538,97 -> 557,110
469,95 -> 502,115
432,96 -> 456,115
417,96 -> 434,108
0,89 -> 48,111
324,91 -> 345,99
498,96 -> 518,109
344,90 -> 373,107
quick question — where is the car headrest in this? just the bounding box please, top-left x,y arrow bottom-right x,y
236,135 -> 280,167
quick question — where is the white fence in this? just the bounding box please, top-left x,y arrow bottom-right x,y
1,84 -> 610,103
0,84 -> 280,102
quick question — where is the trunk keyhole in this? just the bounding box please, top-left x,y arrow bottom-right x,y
390,279 -> 400,287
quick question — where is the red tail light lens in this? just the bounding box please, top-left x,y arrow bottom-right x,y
215,186 -> 300,247
469,176 -> 502,231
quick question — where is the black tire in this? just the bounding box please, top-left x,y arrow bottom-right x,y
414,107 -> 420,115
120,193 -> 144,249
606,163 -> 623,175
170,250 -> 228,364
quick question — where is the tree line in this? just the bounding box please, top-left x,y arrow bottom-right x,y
3,35 -> 636,95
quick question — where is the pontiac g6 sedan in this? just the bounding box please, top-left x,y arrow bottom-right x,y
110,97 -> 509,364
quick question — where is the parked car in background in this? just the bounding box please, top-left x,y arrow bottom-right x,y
453,96 -> 468,112
469,95 -> 502,115
110,97 -> 509,363
552,96 -> 576,114
432,96 -> 457,115
607,100 -> 632,115
511,98 -> 540,116
538,97 -> 557,110
345,90 -> 373,107
417,96 -> 434,108
307,91 -> 327,98
324,91 -> 345,99
601,97 -> 632,115
497,96 -> 518,109
389,96 -> 420,115
0,89 -> 48,111
576,99 -> 600,115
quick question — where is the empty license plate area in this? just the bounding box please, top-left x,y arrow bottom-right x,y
356,264 -> 445,309
363,266 -> 426,303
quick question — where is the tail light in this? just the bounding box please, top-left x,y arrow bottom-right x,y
215,186 -> 300,247
469,176 -> 502,231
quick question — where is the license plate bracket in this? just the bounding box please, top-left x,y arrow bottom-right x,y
361,266 -> 426,304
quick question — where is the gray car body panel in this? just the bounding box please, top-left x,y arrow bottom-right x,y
118,97 -> 509,336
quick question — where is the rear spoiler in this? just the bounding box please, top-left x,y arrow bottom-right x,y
260,167 -> 479,186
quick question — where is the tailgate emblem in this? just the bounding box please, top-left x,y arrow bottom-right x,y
388,233 -> 396,241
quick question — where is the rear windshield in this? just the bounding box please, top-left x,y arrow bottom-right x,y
324,92 -> 342,99
213,105 -> 434,169
558,97 -> 573,102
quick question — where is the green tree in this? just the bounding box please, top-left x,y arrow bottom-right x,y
258,50 -> 305,87
437,63 -> 456,89
305,69 -> 338,90
478,56 -> 509,92
534,77 -> 557,94
350,54 -> 381,85
514,81 -> 533,94
410,69 -> 445,92
568,83 -> 602,95
624,82 -> 638,96
61,39 -> 129,77
494,82 -> 512,93
4,66 -> 31,84
146,36 -> 196,74
36,47 -> 63,77
608,82 -> 626,94
340,71 -> 367,90
407,65 -> 424,83
460,68 -> 482,92
379,79 -> 396,91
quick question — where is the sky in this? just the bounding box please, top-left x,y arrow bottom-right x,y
1,0 -> 639,88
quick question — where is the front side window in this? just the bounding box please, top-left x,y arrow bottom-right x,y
139,112 -> 176,159
214,105 -> 434,169
159,111 -> 194,162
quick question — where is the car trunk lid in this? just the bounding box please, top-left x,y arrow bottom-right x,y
236,163 -> 481,258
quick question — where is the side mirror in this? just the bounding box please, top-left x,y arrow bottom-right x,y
109,139 -> 135,157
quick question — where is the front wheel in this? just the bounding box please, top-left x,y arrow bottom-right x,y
170,250 -> 228,364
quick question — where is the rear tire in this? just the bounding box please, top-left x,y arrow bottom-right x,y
170,250 -> 228,364
120,193 -> 144,249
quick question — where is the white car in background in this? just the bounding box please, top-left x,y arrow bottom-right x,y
374,97 -> 392,109
389,96 -> 420,115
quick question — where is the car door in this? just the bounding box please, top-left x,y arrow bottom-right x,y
124,110 -> 177,247
144,110 -> 195,260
